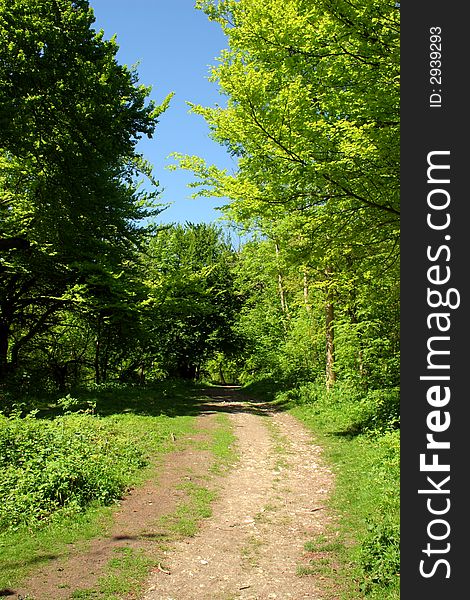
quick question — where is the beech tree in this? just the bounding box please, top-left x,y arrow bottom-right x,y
140,223 -> 240,380
0,0 -> 171,379
173,0 -> 400,388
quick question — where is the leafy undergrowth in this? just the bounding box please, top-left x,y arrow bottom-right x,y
0,413 -> 146,532
0,380 -> 206,591
248,380 -> 400,600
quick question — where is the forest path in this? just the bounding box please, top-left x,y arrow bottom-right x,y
10,387 -> 336,600
143,387 -> 335,600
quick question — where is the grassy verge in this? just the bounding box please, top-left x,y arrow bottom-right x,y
245,380 -> 400,600
0,380 -> 206,592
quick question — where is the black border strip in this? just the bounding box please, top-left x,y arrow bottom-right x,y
401,3 -> 467,597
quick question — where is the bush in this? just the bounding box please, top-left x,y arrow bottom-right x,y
0,412 -> 146,532
281,382 -> 399,436
359,517 -> 400,590
356,388 -> 400,434
357,430 -> 400,589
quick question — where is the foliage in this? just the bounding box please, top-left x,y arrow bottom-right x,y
140,222 -> 241,380
0,380 -> 207,591
0,411 -> 145,531
278,381 -> 399,436
171,0 -> 400,391
0,0 -> 170,385
0,380 -> 204,534
0,1 -> 401,597
1,0 -> 400,401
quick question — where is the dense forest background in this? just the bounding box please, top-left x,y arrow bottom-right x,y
0,0 -> 399,597
1,0 -> 399,399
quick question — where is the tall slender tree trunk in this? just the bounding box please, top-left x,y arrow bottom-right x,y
345,256 -> 366,384
325,300 -> 336,388
303,269 -> 310,312
275,242 -> 288,316
348,306 -> 366,384
101,328 -> 111,383
219,366 -> 226,385
325,269 -> 336,389
0,320 -> 9,379
94,315 -> 102,385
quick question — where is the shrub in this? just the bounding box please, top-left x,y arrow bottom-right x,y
0,412 -> 146,532
282,382 -> 399,436
357,430 -> 400,589
357,388 -> 400,434
359,517 -> 400,590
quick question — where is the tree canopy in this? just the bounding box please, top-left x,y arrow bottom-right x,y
0,0 -> 171,380
0,5 -> 400,594
1,0 -> 400,400
172,0 -> 400,388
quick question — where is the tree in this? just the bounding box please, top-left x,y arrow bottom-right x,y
141,223 -> 240,380
0,0 -> 171,380
173,0 -> 400,388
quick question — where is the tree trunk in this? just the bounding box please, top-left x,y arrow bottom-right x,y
219,366 -> 226,385
275,242 -> 288,315
348,306 -> 367,384
94,315 -> 102,385
53,364 -> 68,392
325,300 -> 336,388
101,328 -> 111,383
325,269 -> 336,389
0,320 -> 10,379
303,269 -> 311,312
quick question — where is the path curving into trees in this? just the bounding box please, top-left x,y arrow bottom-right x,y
144,387 -> 335,600
10,387 -> 337,600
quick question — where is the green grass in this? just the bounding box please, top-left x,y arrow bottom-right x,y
0,381 -> 239,598
304,533 -> 343,554
159,481 -> 217,538
69,406 -> 237,599
70,547 -> 156,600
0,380 -> 205,592
209,412 -> 238,474
240,534 -> 263,567
291,401 -> 399,600
157,410 -> 237,539
0,505 -> 114,594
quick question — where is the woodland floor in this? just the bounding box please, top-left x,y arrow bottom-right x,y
8,387 -> 338,600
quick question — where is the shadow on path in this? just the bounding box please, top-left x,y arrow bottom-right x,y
196,385 -> 287,418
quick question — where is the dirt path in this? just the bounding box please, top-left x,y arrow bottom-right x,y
9,414 -> 218,600
8,387 -> 336,600
144,388 -> 335,600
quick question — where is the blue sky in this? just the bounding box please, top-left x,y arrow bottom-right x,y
89,0 -> 235,226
